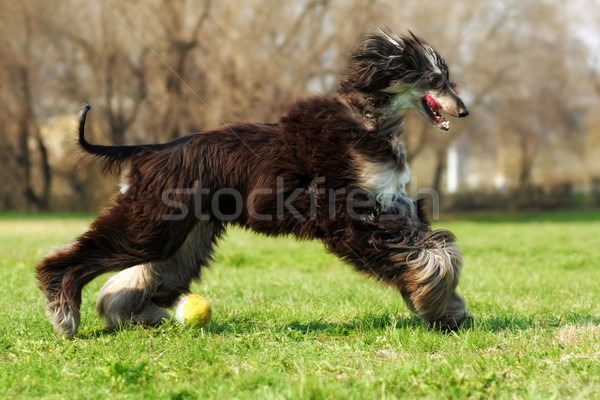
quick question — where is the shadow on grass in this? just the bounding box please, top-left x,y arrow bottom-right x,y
205,313 -> 429,337
206,311 -> 600,336
76,311 -> 600,339
76,327 -> 137,340
462,313 -> 600,333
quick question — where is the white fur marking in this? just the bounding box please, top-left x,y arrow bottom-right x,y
119,179 -> 130,194
119,167 -> 131,194
383,83 -> 428,120
378,29 -> 403,48
424,46 -> 442,75
47,292 -> 79,339
95,264 -> 164,329
119,182 -> 130,195
355,157 -> 411,210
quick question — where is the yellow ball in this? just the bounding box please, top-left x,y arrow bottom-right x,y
175,294 -> 212,327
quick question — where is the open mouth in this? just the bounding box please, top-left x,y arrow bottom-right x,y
422,95 -> 449,131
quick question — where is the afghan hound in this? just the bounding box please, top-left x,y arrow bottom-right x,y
36,30 -> 471,338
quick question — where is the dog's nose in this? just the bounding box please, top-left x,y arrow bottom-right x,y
458,107 -> 469,118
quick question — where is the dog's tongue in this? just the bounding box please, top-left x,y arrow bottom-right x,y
422,95 -> 449,131
423,95 -> 441,112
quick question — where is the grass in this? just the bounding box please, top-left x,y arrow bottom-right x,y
1,210 -> 599,399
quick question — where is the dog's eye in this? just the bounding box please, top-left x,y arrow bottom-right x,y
429,75 -> 441,86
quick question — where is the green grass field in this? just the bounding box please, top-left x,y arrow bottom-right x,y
1,211 -> 599,399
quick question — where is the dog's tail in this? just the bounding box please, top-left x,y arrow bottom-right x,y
77,104 -> 192,174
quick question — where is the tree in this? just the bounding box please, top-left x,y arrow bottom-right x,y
0,0 -> 597,210
0,1 -> 53,209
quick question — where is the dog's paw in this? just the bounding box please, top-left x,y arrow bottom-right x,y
99,292 -> 171,331
429,311 -> 473,333
46,292 -> 80,339
103,305 -> 171,331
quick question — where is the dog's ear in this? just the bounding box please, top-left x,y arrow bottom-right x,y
349,32 -> 405,93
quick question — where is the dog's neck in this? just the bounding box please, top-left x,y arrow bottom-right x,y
338,91 -> 413,211
338,91 -> 407,156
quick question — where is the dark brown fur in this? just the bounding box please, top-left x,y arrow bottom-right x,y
36,31 -> 471,338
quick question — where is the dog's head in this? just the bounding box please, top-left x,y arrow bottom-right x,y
345,30 -> 469,131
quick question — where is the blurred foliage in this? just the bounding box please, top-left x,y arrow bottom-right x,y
0,0 -> 598,211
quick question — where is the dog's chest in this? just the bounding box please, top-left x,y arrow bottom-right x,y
357,159 -> 410,196
351,135 -> 411,209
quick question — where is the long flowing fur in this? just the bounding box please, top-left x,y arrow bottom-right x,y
36,30 -> 471,338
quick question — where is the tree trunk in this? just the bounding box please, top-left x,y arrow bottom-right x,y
13,65 -> 53,210
518,135 -> 533,190
432,147 -> 448,196
34,130 -> 52,209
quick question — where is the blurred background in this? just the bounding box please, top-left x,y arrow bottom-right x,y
0,0 -> 598,212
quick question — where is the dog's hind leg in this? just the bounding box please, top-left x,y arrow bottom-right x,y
96,221 -> 222,330
35,201 -> 200,338
95,264 -> 168,330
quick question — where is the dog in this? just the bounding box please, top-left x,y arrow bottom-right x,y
36,30 -> 471,338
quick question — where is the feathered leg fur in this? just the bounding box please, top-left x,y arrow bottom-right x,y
35,194 -> 204,338
325,201 -> 470,331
